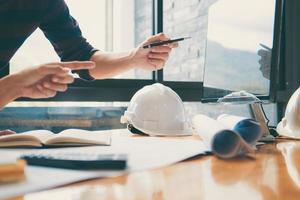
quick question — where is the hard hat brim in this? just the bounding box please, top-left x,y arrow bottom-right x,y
277,121 -> 300,139
136,126 -> 193,137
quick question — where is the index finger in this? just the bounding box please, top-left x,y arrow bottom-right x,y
0,130 -> 16,136
59,61 -> 96,70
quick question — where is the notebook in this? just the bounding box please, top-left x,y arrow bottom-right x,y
0,129 -> 111,148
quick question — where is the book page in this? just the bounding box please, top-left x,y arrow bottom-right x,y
19,130 -> 54,144
45,129 -> 111,146
0,130 -> 53,147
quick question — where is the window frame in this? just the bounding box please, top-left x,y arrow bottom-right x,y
276,0 -> 300,120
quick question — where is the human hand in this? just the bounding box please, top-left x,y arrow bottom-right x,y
131,33 -> 178,71
258,47 -> 272,80
0,130 -> 16,136
12,61 -> 95,99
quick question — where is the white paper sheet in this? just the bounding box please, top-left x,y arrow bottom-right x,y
0,129 -> 206,199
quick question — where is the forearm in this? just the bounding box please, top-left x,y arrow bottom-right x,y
88,33 -> 176,79
89,51 -> 135,79
0,75 -> 22,109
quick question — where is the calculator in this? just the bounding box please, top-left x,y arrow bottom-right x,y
20,152 -> 127,170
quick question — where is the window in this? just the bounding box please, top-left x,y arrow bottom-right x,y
7,0 -> 202,103
162,0 -> 282,126
1,0 -> 283,132
3,0 -> 156,132
163,0 -> 209,82
203,0 -> 277,98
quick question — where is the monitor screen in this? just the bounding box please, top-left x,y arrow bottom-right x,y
202,0 -> 283,102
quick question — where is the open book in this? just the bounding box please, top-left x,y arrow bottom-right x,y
0,129 -> 111,148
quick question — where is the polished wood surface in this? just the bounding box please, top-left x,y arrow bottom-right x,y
15,139 -> 300,200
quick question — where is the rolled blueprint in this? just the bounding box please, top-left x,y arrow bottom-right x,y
192,114 -> 254,158
217,114 -> 262,145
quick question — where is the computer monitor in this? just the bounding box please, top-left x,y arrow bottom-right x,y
202,0 -> 283,102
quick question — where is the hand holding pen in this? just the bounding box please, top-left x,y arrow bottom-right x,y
132,33 -> 190,72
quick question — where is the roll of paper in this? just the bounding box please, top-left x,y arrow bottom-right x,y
217,114 -> 262,145
193,114 -> 254,158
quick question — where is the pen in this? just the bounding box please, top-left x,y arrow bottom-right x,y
143,37 -> 191,49
259,43 -> 272,51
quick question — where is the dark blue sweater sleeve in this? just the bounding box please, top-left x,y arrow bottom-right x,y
39,0 -> 97,80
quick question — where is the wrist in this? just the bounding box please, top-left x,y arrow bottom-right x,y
128,48 -> 138,69
0,74 -> 23,100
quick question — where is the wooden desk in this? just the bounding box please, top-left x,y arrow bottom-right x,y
13,140 -> 300,200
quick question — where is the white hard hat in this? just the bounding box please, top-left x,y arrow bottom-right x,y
277,86 -> 300,138
121,83 -> 192,136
